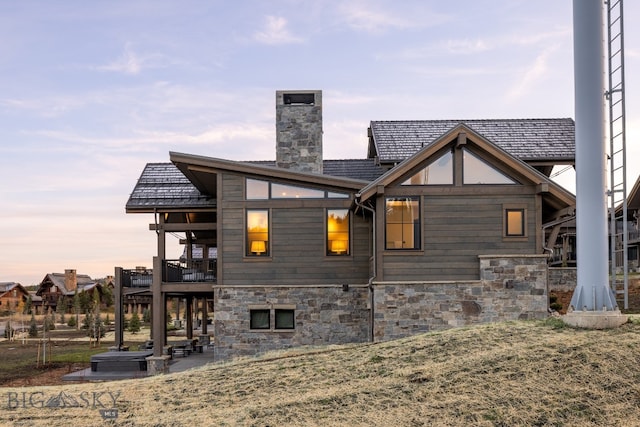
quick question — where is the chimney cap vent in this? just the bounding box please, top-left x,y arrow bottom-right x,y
283,93 -> 315,105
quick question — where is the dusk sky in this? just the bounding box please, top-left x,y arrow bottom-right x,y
1,1 -> 639,286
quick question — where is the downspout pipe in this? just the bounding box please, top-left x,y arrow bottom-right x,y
355,196 -> 376,342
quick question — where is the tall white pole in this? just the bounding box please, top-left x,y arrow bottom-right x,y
569,0 -> 617,312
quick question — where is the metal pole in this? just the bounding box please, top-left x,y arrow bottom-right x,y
570,0 -> 617,311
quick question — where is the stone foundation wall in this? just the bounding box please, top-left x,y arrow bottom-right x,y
373,255 -> 549,342
213,285 -> 369,361
215,256 -> 551,360
548,267 -> 577,293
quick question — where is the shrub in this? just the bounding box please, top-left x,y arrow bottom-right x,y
44,314 -> 55,332
67,315 -> 77,328
4,321 -> 13,339
29,314 -> 38,338
128,312 -> 141,334
88,313 -> 106,339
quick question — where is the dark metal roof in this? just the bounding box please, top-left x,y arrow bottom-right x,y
249,159 -> 385,181
126,163 -> 215,211
323,159 -> 386,181
127,158 -> 385,212
369,119 -> 575,163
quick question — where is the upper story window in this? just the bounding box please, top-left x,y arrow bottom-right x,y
463,149 -> 516,185
402,151 -> 453,185
246,178 -> 349,200
327,209 -> 350,256
505,207 -> 526,237
246,209 -> 269,256
246,179 -> 269,199
385,197 -> 421,250
272,183 -> 324,199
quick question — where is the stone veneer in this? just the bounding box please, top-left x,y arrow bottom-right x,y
213,285 -> 369,361
214,255 -> 551,360
275,90 -> 323,174
548,267 -> 577,293
373,255 -> 549,341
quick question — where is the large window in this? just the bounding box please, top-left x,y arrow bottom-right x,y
385,197 -> 421,250
246,178 -> 349,200
402,151 -> 453,185
246,209 -> 269,256
327,209 -> 350,256
463,149 -> 516,184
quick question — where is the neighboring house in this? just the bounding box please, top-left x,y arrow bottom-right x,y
126,90 -> 577,361
119,266 -> 153,315
28,292 -> 43,315
0,282 -> 29,314
612,175 -> 640,272
35,269 -> 101,312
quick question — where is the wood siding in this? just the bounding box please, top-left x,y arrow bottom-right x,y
220,173 -> 371,286
380,186 -> 538,281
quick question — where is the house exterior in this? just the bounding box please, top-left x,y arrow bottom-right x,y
126,90 -> 576,361
35,269 -> 101,312
0,282 -> 29,314
615,176 -> 640,271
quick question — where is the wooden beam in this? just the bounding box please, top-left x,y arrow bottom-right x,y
149,223 -> 217,231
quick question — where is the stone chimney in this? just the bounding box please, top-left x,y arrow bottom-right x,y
275,90 -> 323,174
64,269 -> 77,292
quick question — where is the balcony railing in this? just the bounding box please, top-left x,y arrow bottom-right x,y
163,259 -> 217,283
121,270 -> 153,288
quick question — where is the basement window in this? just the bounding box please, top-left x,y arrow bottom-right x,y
283,93 -> 315,105
249,307 -> 296,331
250,309 -> 270,329
274,309 -> 295,330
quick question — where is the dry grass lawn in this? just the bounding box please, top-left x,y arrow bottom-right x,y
3,318 -> 640,426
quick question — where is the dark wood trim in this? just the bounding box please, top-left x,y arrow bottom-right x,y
149,222 -> 217,231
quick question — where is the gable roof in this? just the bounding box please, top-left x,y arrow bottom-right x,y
36,273 -> 96,296
0,282 -> 28,298
358,124 -> 575,211
617,174 -> 640,214
368,119 -> 575,165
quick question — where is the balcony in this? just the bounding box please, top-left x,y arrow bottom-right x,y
121,270 -> 153,288
163,259 -> 217,283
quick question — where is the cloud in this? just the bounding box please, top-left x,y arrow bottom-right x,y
506,46 -> 557,101
253,16 -> 304,45
97,43 -> 143,74
94,43 -> 171,75
382,28 -> 570,61
337,1 -> 419,33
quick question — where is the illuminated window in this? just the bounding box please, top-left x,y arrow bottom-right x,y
246,209 -> 269,256
402,151 -> 453,185
385,197 -> 420,250
505,208 -> 525,237
327,209 -> 350,256
463,149 -> 516,184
